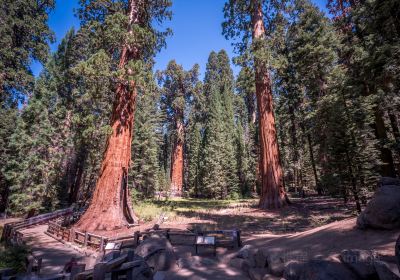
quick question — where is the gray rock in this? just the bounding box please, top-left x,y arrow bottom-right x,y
378,177 -> 400,188
178,256 -> 217,269
267,254 -> 285,277
340,249 -> 378,279
262,274 -> 283,280
153,271 -> 188,280
396,235 -> 400,272
236,245 -> 254,259
299,259 -> 358,280
357,185 -> 400,229
135,235 -> 177,272
374,260 -> 400,280
248,268 -> 269,280
254,249 -> 285,277
283,261 -> 305,280
255,249 -> 268,268
229,258 -> 252,272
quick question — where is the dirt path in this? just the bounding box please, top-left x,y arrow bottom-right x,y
245,218 -> 400,260
20,225 -> 96,275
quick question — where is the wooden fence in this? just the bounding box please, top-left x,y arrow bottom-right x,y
46,223 -> 107,251
5,207 -> 241,253
1,207 -> 74,245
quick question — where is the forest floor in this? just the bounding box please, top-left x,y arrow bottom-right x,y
131,195 -> 358,237
6,195 -> 399,278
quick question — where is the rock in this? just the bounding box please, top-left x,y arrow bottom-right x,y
254,249 -> 284,277
255,249 -> 268,268
340,249 -> 378,279
129,260 -> 153,280
396,235 -> 400,271
284,261 -> 305,280
236,245 -> 255,259
153,271 -> 167,280
374,260 -> 400,280
262,274 -> 283,280
229,258 -> 251,272
299,259 -> 358,280
178,256 -> 217,269
153,271 -> 187,280
267,254 -> 285,277
357,185 -> 400,229
248,268 -> 269,280
135,235 -> 177,272
378,177 -> 400,188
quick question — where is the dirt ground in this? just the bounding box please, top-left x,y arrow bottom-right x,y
158,196 -> 358,237
89,195 -> 357,238
11,195 -> 400,279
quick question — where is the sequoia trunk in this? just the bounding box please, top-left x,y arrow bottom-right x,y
252,1 -> 287,209
75,0 -> 139,231
170,119 -> 184,196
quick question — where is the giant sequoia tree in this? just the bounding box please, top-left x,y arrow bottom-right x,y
75,0 -> 171,231
223,0 -> 287,208
158,61 -> 199,196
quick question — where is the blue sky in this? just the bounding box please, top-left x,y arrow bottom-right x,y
32,0 -> 328,79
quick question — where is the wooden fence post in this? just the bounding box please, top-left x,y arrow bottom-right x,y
100,237 -> 104,252
84,232 -> 89,247
93,262 -> 107,280
70,228 -> 75,243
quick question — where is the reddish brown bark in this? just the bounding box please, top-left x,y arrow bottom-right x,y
75,0 -> 139,231
170,120 -> 184,196
252,1 -> 287,209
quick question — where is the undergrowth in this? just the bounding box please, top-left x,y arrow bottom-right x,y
0,243 -> 29,272
134,198 -> 253,222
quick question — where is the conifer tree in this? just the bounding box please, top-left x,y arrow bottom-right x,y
0,0 -> 54,214
200,50 -> 239,199
223,0 -> 287,208
236,66 -> 258,196
158,61 -> 199,197
131,69 -> 164,198
75,0 -> 172,231
275,0 -> 380,211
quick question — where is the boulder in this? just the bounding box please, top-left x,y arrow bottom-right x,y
236,245 -> 255,259
357,185 -> 400,229
128,259 -> 153,280
298,259 -> 358,280
255,249 -> 268,268
135,235 -> 177,272
229,258 -> 252,272
262,274 -> 283,280
378,177 -> 400,188
268,255 -> 285,277
396,235 -> 400,271
254,249 -> 285,277
340,249 -> 378,279
374,260 -> 400,280
153,271 -> 187,280
248,268 -> 269,280
178,256 -> 217,269
283,261 -> 305,280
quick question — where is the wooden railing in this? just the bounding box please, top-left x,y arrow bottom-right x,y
46,225 -> 107,251
1,207 -> 74,244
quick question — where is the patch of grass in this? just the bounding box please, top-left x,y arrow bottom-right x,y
134,198 -> 254,222
0,243 -> 30,272
134,200 -> 175,222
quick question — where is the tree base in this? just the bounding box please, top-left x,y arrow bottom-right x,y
259,194 -> 287,209
75,208 -> 134,232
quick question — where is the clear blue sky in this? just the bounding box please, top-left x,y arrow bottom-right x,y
32,0 -> 328,79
